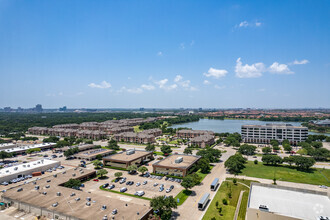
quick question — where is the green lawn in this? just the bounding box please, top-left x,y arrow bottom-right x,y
241,161 -> 330,186
203,178 -> 255,220
100,186 -> 151,201
196,165 -> 214,182
133,125 -> 143,133
174,189 -> 192,206
154,151 -> 164,156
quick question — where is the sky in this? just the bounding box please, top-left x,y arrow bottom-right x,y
0,0 -> 329,109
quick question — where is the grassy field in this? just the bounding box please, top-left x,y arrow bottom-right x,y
203,178 -> 255,220
133,125 -> 143,133
196,165 -> 214,182
241,161 -> 330,186
174,189 -> 192,206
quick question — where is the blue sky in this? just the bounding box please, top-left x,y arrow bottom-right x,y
0,0 -> 329,109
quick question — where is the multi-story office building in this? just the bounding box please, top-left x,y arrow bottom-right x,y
241,123 -> 308,144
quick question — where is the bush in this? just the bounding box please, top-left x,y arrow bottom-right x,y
254,159 -> 258,164
222,198 -> 228,205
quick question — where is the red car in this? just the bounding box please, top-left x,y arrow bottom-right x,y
93,179 -> 99,182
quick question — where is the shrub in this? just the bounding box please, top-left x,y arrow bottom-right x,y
222,198 -> 228,205
254,159 -> 258,164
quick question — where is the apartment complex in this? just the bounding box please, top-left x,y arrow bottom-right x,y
190,135 -> 215,148
113,128 -> 162,144
246,182 -> 330,220
28,117 -> 157,140
152,154 -> 201,177
176,129 -> 214,139
241,124 -> 308,144
103,149 -> 154,168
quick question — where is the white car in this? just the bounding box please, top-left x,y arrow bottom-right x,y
136,182 -> 141,187
319,185 -> 328,189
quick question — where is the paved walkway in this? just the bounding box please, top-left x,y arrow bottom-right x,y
233,190 -> 245,220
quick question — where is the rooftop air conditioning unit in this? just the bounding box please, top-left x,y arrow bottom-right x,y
259,205 -> 269,212
71,193 -> 76,197
175,157 -> 183,163
86,197 -> 91,201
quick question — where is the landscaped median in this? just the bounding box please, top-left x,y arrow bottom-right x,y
99,185 -> 152,201
174,189 -> 192,206
203,178 -> 257,220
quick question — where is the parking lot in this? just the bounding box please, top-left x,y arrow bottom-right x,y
83,168 -> 184,199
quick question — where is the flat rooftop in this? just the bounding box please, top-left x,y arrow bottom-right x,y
103,150 -> 153,162
153,154 -> 201,169
1,142 -> 56,153
242,124 -> 307,129
248,183 -> 330,220
2,168 -> 151,220
0,159 -> 60,178
75,148 -> 113,158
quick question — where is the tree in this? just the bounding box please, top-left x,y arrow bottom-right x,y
64,147 -> 79,158
283,144 -> 292,152
196,148 -> 222,163
270,139 -> 279,148
283,156 -> 295,166
138,166 -> 148,175
43,136 -> 59,143
224,154 -> 246,174
55,140 -> 70,148
311,141 -> 323,149
150,196 -> 177,220
272,145 -> 280,152
282,139 -> 290,146
262,147 -> 271,154
93,160 -> 103,169
160,145 -> 172,155
145,144 -> 155,152
223,133 -> 241,147
0,151 -> 12,161
294,156 -> 315,170
108,139 -> 120,150
238,144 -> 256,155
183,147 -> 192,155
254,159 -> 258,164
26,148 -> 41,154
114,172 -> 123,179
233,178 -> 237,185
64,178 -> 82,188
181,175 -> 196,190
312,148 -> 330,161
97,169 -> 108,178
261,155 -> 282,166
127,164 -> 138,172
197,158 -> 210,174
95,154 -> 103,160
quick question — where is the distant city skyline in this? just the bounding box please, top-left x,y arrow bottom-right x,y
1,1 -> 329,108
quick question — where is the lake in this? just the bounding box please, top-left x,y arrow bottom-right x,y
170,119 -> 329,136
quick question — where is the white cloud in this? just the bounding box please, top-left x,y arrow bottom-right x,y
88,81 -> 111,89
155,78 -> 177,90
239,21 -> 249,27
157,51 -> 163,56
214,85 -> 226,90
235,58 -> 265,78
180,43 -> 185,49
203,68 -> 228,79
174,75 -> 183,82
203,80 -> 211,85
292,59 -> 309,65
236,21 -> 262,28
141,84 -> 155,90
119,86 -> 143,94
255,22 -> 262,27
155,79 -> 168,89
269,62 -> 293,74
181,80 -> 191,88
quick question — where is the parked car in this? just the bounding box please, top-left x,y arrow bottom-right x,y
319,185 -> 328,189
112,209 -> 118,215
142,181 -> 147,185
107,184 -> 115,190
120,187 -> 127,192
134,191 -> 145,196
136,182 -> 141,187
166,188 -> 171,193
102,183 -> 109,188
170,185 -> 174,189
93,179 -> 99,182
153,183 -> 158,187
159,187 -> 164,192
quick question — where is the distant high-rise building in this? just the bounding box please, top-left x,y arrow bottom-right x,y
35,104 -> 43,112
59,106 -> 67,111
140,108 -> 145,111
4,107 -> 11,112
